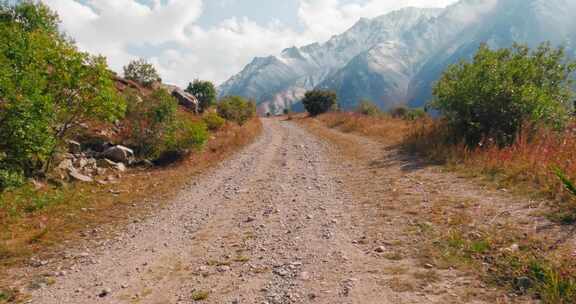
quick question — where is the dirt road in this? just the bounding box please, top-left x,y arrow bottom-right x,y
18,118 -> 513,303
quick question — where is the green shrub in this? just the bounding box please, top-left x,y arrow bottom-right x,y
165,118 -> 208,154
217,96 -> 256,125
0,1 -> 124,190
356,99 -> 381,116
202,112 -> 225,131
432,43 -> 575,146
122,88 -> 177,159
302,90 -> 337,116
123,58 -> 160,87
186,80 -> 217,113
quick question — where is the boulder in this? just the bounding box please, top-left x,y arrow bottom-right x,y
97,158 -> 126,172
69,169 -> 93,183
171,88 -> 199,113
101,145 -> 134,164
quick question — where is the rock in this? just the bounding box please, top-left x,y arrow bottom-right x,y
374,246 -> 386,253
216,265 -> 231,272
515,276 -> 532,291
67,140 -> 82,154
57,159 -> 74,171
98,158 -> 126,172
98,288 -> 111,298
101,145 -> 134,164
69,169 -> 93,183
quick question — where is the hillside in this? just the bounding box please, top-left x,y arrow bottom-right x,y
219,0 -> 576,113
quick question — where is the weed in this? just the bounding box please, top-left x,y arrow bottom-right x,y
191,290 -> 209,301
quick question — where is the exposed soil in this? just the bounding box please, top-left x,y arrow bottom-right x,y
6,118 -> 545,303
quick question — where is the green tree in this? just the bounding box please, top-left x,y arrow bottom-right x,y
432,43 -> 576,146
0,1 -> 125,189
123,58 -> 160,87
186,80 -> 217,113
302,90 -> 337,116
217,96 -> 256,125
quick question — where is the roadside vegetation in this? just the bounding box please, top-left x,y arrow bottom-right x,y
0,1 -> 260,280
305,43 -> 576,303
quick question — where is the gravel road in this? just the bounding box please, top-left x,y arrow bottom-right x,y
22,118 -> 498,303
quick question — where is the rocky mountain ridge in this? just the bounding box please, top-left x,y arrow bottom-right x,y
219,0 -> 576,113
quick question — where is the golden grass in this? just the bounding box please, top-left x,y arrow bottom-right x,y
0,118 -> 262,278
313,112 -> 412,145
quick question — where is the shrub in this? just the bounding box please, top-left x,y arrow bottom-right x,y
356,99 -> 381,116
165,117 -> 208,154
121,88 -> 177,159
302,90 -> 337,116
0,1 -> 124,190
186,80 -> 217,113
123,58 -> 160,87
202,112 -> 225,131
432,43 -> 576,146
217,96 -> 256,125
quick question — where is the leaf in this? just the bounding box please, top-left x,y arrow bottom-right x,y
554,168 -> 576,196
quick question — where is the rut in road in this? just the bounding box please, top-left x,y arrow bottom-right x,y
21,119 -> 502,304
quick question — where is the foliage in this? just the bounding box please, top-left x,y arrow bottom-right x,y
164,116 -> 208,154
186,80 -> 217,113
0,1 -> 124,190
356,99 -> 381,116
217,96 -> 256,125
390,106 -> 426,120
432,43 -> 576,146
123,58 -> 160,87
302,89 -> 337,116
556,169 -> 576,197
202,112 -> 225,131
121,88 -> 177,159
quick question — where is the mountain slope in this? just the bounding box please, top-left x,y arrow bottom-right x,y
220,0 -> 576,113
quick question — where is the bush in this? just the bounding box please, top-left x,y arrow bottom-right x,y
356,99 -> 381,116
165,117 -> 208,154
302,90 -> 337,116
390,106 -> 426,120
0,1 -> 124,190
121,88 -> 177,159
186,80 -> 217,113
203,112 -> 225,131
432,43 -> 576,146
217,96 -> 256,125
123,58 -> 160,87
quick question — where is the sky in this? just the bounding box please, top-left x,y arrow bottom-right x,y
42,0 -> 459,87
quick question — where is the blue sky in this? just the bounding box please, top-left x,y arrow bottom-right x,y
44,0 -> 458,86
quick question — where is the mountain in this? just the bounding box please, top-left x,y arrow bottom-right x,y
219,0 -> 576,113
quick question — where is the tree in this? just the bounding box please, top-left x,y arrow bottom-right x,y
302,90 -> 337,116
0,1 -> 125,189
123,58 -> 160,87
186,80 -> 217,113
432,43 -> 576,146
217,96 -> 256,125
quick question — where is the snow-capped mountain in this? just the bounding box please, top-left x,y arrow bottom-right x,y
219,0 -> 576,113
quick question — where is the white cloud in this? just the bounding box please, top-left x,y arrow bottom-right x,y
43,0 -> 459,86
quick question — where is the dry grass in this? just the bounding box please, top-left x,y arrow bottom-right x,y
301,112 -> 576,303
405,120 -> 576,215
313,112 -> 412,145
0,118 -> 262,278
